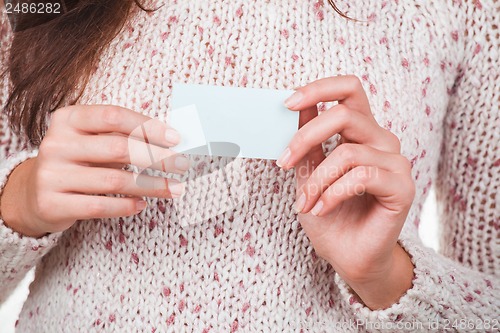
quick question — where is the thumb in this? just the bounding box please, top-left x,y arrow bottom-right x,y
295,106 -> 325,190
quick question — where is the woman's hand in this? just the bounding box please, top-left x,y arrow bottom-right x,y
0,105 -> 189,238
278,76 -> 416,309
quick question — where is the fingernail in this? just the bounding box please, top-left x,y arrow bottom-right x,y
136,200 -> 147,212
174,155 -> 190,171
165,129 -> 181,145
168,181 -> 184,197
311,200 -> 323,216
295,193 -> 307,213
276,148 -> 291,168
284,91 -> 303,109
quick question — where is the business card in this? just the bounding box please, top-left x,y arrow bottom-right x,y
169,84 -> 298,160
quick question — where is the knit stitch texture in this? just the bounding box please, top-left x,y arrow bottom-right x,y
1,1 -> 499,332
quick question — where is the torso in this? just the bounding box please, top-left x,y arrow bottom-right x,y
11,1 -> 467,331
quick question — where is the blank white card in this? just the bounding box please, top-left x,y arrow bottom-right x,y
169,84 -> 298,160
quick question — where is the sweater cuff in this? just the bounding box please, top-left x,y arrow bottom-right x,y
334,235 -> 452,331
0,149 -> 62,283
0,212 -> 61,303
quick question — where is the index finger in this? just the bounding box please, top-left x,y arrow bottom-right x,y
285,75 -> 372,116
63,104 -> 180,147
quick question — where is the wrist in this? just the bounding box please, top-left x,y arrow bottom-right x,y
344,244 -> 415,310
0,158 -> 46,238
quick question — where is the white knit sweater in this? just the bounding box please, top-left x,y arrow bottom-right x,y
1,1 -> 499,332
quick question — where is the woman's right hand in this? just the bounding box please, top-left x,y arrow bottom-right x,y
0,105 -> 189,238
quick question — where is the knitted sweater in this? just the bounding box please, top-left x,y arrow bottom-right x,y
1,1 -> 499,332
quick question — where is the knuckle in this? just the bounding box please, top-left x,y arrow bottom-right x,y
346,75 -> 363,91
398,155 -> 412,172
38,137 -> 51,152
50,107 -> 69,125
33,195 -> 55,221
334,105 -> 352,126
392,137 -> 402,152
336,144 -> 357,166
101,106 -> 122,126
356,166 -> 372,184
386,130 -> 401,152
36,167 -> 53,187
104,171 -> 128,192
406,179 -> 416,201
108,137 -> 129,161
39,137 -> 60,155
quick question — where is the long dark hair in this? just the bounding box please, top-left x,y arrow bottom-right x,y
1,1 -> 348,145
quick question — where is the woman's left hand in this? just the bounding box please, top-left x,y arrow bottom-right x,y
278,76 -> 416,310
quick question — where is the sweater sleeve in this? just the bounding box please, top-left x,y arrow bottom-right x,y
0,11 -> 62,304
334,1 -> 499,331
0,150 -> 62,304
